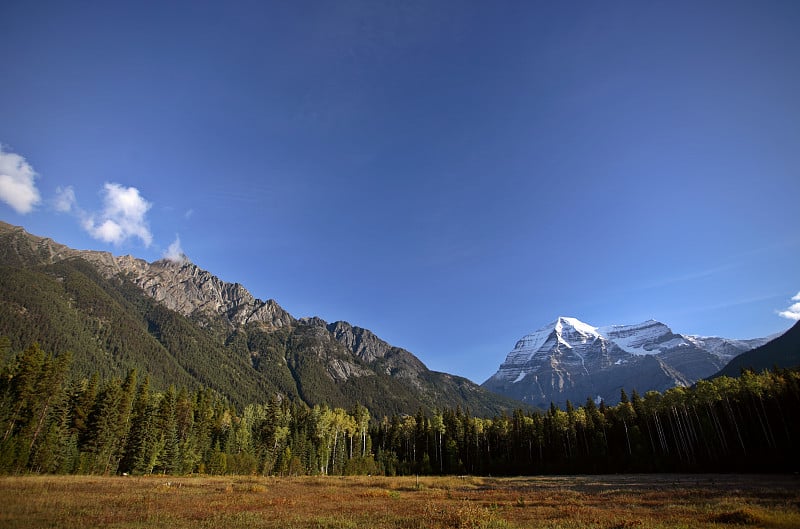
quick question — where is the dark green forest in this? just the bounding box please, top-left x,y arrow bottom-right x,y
2,339 -> 798,476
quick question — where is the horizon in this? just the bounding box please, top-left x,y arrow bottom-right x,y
2,2 -> 799,383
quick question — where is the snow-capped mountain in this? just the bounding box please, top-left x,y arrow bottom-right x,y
482,317 -> 770,408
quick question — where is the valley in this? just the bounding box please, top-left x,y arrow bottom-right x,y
1,221 -> 799,479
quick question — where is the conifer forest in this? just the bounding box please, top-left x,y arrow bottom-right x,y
2,340 -> 798,477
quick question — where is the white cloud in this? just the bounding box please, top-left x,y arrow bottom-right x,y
54,185 -> 77,213
0,145 -> 41,214
163,234 -> 189,264
83,183 -> 153,246
778,292 -> 800,321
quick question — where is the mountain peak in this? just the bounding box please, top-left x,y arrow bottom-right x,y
484,316 -> 771,407
553,316 -> 599,336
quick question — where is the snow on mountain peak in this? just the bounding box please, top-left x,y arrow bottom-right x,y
514,317 -> 598,353
484,316 -> 771,407
597,320 -> 678,355
499,317 -> 682,379
554,316 -> 600,338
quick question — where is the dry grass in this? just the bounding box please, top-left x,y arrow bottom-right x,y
1,474 -> 798,529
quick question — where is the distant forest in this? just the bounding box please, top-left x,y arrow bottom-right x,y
2,339 -> 798,476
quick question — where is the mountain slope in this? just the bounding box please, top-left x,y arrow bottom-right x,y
0,256 -> 287,407
0,221 -> 522,416
321,319 -> 517,414
712,321 -> 800,378
483,316 -> 769,407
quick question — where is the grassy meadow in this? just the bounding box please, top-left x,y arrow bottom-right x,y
1,474 -> 798,529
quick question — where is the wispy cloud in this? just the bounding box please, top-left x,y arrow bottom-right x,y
0,145 -> 41,214
54,185 -> 77,213
163,234 -> 189,264
82,183 -> 153,246
778,291 -> 800,321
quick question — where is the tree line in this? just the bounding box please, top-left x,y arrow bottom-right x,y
2,340 -> 798,475
373,369 -> 800,475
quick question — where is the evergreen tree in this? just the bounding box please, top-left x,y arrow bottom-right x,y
120,375 -> 157,474
83,380 -> 124,474
71,373 -> 98,445
153,386 -> 179,474
0,344 -> 72,472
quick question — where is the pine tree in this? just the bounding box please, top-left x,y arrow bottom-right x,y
153,386 -> 179,474
0,344 -> 72,472
120,375 -> 157,474
83,380 -> 122,474
29,382 -> 75,474
174,387 -> 199,474
207,440 -> 227,475
2,343 -> 46,445
71,373 -> 99,445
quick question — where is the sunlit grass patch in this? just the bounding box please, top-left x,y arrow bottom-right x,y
703,502 -> 800,529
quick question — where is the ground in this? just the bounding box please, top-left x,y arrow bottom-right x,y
1,474 -> 798,528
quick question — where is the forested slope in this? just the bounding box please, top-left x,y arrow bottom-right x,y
1,341 -> 797,476
713,321 -> 800,378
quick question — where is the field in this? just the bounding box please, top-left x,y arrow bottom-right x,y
1,474 -> 799,529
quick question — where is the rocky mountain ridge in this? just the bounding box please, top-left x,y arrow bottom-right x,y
0,221 -> 521,416
483,316 -> 772,407
121,258 -> 295,330
0,222 -> 295,330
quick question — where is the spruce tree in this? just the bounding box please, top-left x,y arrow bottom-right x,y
153,386 -> 178,474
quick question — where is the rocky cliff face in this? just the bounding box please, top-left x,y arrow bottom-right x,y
483,316 -> 769,407
326,320 -> 395,364
0,221 -> 293,330
118,258 -> 294,330
320,319 -> 428,390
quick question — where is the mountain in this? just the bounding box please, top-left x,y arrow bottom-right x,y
712,320 -> 800,378
482,316 -> 770,408
0,221 -> 522,417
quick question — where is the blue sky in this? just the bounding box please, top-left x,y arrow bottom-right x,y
1,1 -> 798,383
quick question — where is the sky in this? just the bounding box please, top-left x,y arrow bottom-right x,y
1,1 -> 799,384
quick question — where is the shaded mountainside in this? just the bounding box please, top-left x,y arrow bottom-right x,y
483,316 -> 770,408
0,221 -> 522,417
712,321 -> 800,378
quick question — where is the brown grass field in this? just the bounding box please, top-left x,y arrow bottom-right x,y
1,474 -> 798,529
